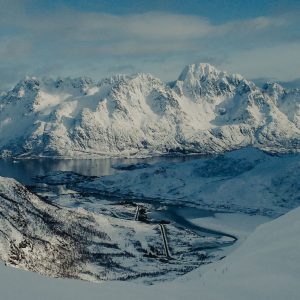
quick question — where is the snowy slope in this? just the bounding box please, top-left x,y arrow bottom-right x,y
0,64 -> 300,158
0,206 -> 299,300
76,148 -> 300,217
0,176 -> 224,282
178,205 -> 300,300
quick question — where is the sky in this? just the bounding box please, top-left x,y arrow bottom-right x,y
0,0 -> 300,89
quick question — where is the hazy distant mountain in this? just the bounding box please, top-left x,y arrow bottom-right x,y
278,78 -> 300,89
0,63 -> 299,158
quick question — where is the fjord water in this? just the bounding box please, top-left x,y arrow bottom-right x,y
0,155 -> 204,185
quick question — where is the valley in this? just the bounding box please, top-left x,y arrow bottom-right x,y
1,148 -> 291,283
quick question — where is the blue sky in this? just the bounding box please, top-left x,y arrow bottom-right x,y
26,0 -> 299,22
0,0 -> 300,88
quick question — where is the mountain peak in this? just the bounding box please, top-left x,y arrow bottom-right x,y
174,63 -> 246,101
178,63 -> 220,82
16,76 -> 40,90
262,82 -> 285,96
178,63 -> 245,82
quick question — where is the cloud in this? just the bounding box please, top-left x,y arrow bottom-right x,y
106,64 -> 137,74
0,0 -> 299,88
224,42 -> 300,81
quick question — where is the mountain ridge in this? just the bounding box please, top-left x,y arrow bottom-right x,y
0,63 -> 299,158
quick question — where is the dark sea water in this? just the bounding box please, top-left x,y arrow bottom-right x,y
0,155 -> 203,185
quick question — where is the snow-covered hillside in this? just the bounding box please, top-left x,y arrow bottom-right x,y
0,64 -> 300,158
74,148 -> 300,217
1,206 -> 299,300
0,176 -> 225,282
171,205 -> 300,300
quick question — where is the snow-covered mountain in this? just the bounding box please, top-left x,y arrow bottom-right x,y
0,64 -> 300,158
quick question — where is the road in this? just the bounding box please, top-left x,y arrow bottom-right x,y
134,205 -> 140,221
159,224 -> 171,258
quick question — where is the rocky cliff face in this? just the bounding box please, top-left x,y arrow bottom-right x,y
0,64 -> 299,158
